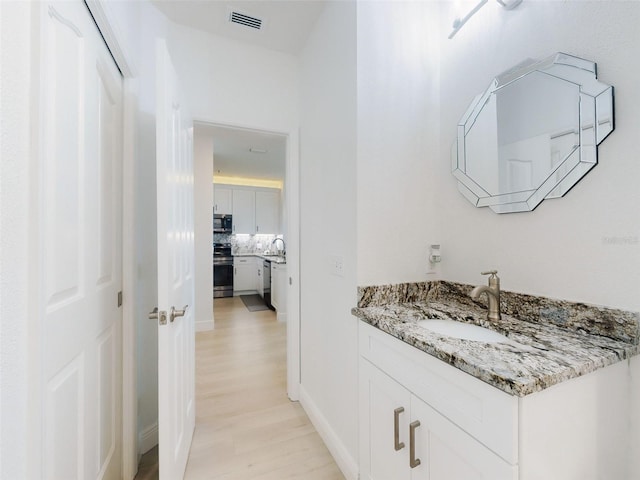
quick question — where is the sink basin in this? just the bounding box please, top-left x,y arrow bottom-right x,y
418,319 -> 509,343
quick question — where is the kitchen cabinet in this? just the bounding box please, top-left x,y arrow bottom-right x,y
233,257 -> 257,293
232,189 -> 256,234
213,186 -> 232,214
270,262 -> 286,313
359,322 -> 517,480
230,187 -> 280,234
256,262 -> 264,297
255,191 -> 280,234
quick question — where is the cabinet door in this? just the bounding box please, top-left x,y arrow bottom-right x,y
360,360 -> 412,480
234,258 -> 256,292
214,187 -> 232,214
232,189 -> 256,234
256,263 -> 264,296
410,396 -> 517,480
255,190 -> 280,234
270,264 -> 280,311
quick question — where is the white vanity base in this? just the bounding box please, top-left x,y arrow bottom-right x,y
359,321 -> 632,480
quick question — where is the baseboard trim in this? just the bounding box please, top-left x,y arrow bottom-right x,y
139,421 -> 158,455
299,385 -> 359,480
195,318 -> 213,332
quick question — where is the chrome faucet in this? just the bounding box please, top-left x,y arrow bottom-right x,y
470,270 -> 501,321
271,237 -> 286,256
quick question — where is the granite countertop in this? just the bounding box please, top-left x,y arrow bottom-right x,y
234,252 -> 287,264
352,282 -> 639,397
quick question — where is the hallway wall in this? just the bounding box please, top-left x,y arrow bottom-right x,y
299,2 -> 359,477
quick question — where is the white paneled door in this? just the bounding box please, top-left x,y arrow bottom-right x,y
39,1 -> 123,478
154,40 -> 196,480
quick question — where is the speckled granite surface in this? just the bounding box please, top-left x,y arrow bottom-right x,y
353,281 -> 640,397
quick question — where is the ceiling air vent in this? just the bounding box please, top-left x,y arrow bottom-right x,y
229,11 -> 263,31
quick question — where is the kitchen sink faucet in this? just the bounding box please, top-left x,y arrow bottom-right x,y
271,237 -> 286,256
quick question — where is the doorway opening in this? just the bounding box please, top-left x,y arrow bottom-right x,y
191,120 -> 300,400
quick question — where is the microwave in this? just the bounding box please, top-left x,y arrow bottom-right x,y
214,214 -> 232,233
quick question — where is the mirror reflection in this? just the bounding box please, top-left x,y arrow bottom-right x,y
452,52 -> 614,213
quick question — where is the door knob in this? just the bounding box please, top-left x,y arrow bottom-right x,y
170,305 -> 188,323
149,307 -> 167,325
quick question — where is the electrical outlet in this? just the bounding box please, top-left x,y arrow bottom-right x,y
329,255 -> 344,277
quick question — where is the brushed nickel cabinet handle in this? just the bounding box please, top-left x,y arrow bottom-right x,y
409,420 -> 421,468
394,407 -> 405,451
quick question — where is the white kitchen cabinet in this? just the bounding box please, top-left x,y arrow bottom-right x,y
256,262 -> 264,297
270,262 -> 286,313
232,189 -> 256,234
230,187 -> 281,234
233,257 -> 256,293
360,358 -> 515,480
255,190 -> 280,234
213,186 -> 232,214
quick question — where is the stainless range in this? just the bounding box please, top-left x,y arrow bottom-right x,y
213,243 -> 233,298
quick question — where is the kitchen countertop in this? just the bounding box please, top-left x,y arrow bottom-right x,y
352,283 -> 639,397
233,253 -> 287,264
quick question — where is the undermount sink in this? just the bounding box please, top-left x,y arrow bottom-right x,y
418,319 -> 509,343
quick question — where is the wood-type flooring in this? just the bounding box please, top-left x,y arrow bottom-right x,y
137,296 -> 344,480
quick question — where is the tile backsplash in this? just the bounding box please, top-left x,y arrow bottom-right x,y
214,233 -> 284,255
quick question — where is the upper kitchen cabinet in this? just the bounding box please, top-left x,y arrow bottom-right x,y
232,189 -> 256,233
255,191 -> 280,234
214,186 -> 233,214
231,186 -> 281,234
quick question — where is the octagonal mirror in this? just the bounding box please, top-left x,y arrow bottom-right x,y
452,52 -> 614,213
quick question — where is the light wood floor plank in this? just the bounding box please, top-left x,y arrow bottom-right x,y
183,296 -> 345,480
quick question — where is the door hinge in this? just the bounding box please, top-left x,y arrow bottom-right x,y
117,291 -> 123,307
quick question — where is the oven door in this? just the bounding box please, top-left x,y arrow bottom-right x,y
213,257 -> 234,297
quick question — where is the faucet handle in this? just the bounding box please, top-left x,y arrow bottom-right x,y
481,270 -> 498,276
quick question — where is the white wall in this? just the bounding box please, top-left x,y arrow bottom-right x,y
165,23 -> 299,134
357,1 -> 442,286
436,1 -> 640,312
193,128 -> 213,332
299,2 -> 359,477
0,2 -> 33,477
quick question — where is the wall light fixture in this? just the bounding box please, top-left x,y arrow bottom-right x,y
448,0 -> 522,39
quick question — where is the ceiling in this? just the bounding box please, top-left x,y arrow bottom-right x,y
150,0 -> 327,55
196,124 -> 286,182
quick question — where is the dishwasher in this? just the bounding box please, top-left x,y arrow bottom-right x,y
262,259 -> 274,310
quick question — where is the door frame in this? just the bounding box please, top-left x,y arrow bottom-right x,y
81,1 -> 138,477
195,119 -> 301,401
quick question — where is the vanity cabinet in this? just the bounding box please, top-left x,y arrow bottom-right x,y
233,257 -> 257,294
360,354 -> 516,480
360,322 -> 518,480
358,320 -> 632,480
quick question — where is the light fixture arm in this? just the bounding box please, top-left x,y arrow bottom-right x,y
448,0 -> 522,39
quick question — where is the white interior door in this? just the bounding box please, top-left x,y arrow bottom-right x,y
39,1 -> 123,478
154,39 -> 196,480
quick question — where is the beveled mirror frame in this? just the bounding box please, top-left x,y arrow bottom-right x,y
452,52 -> 614,213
